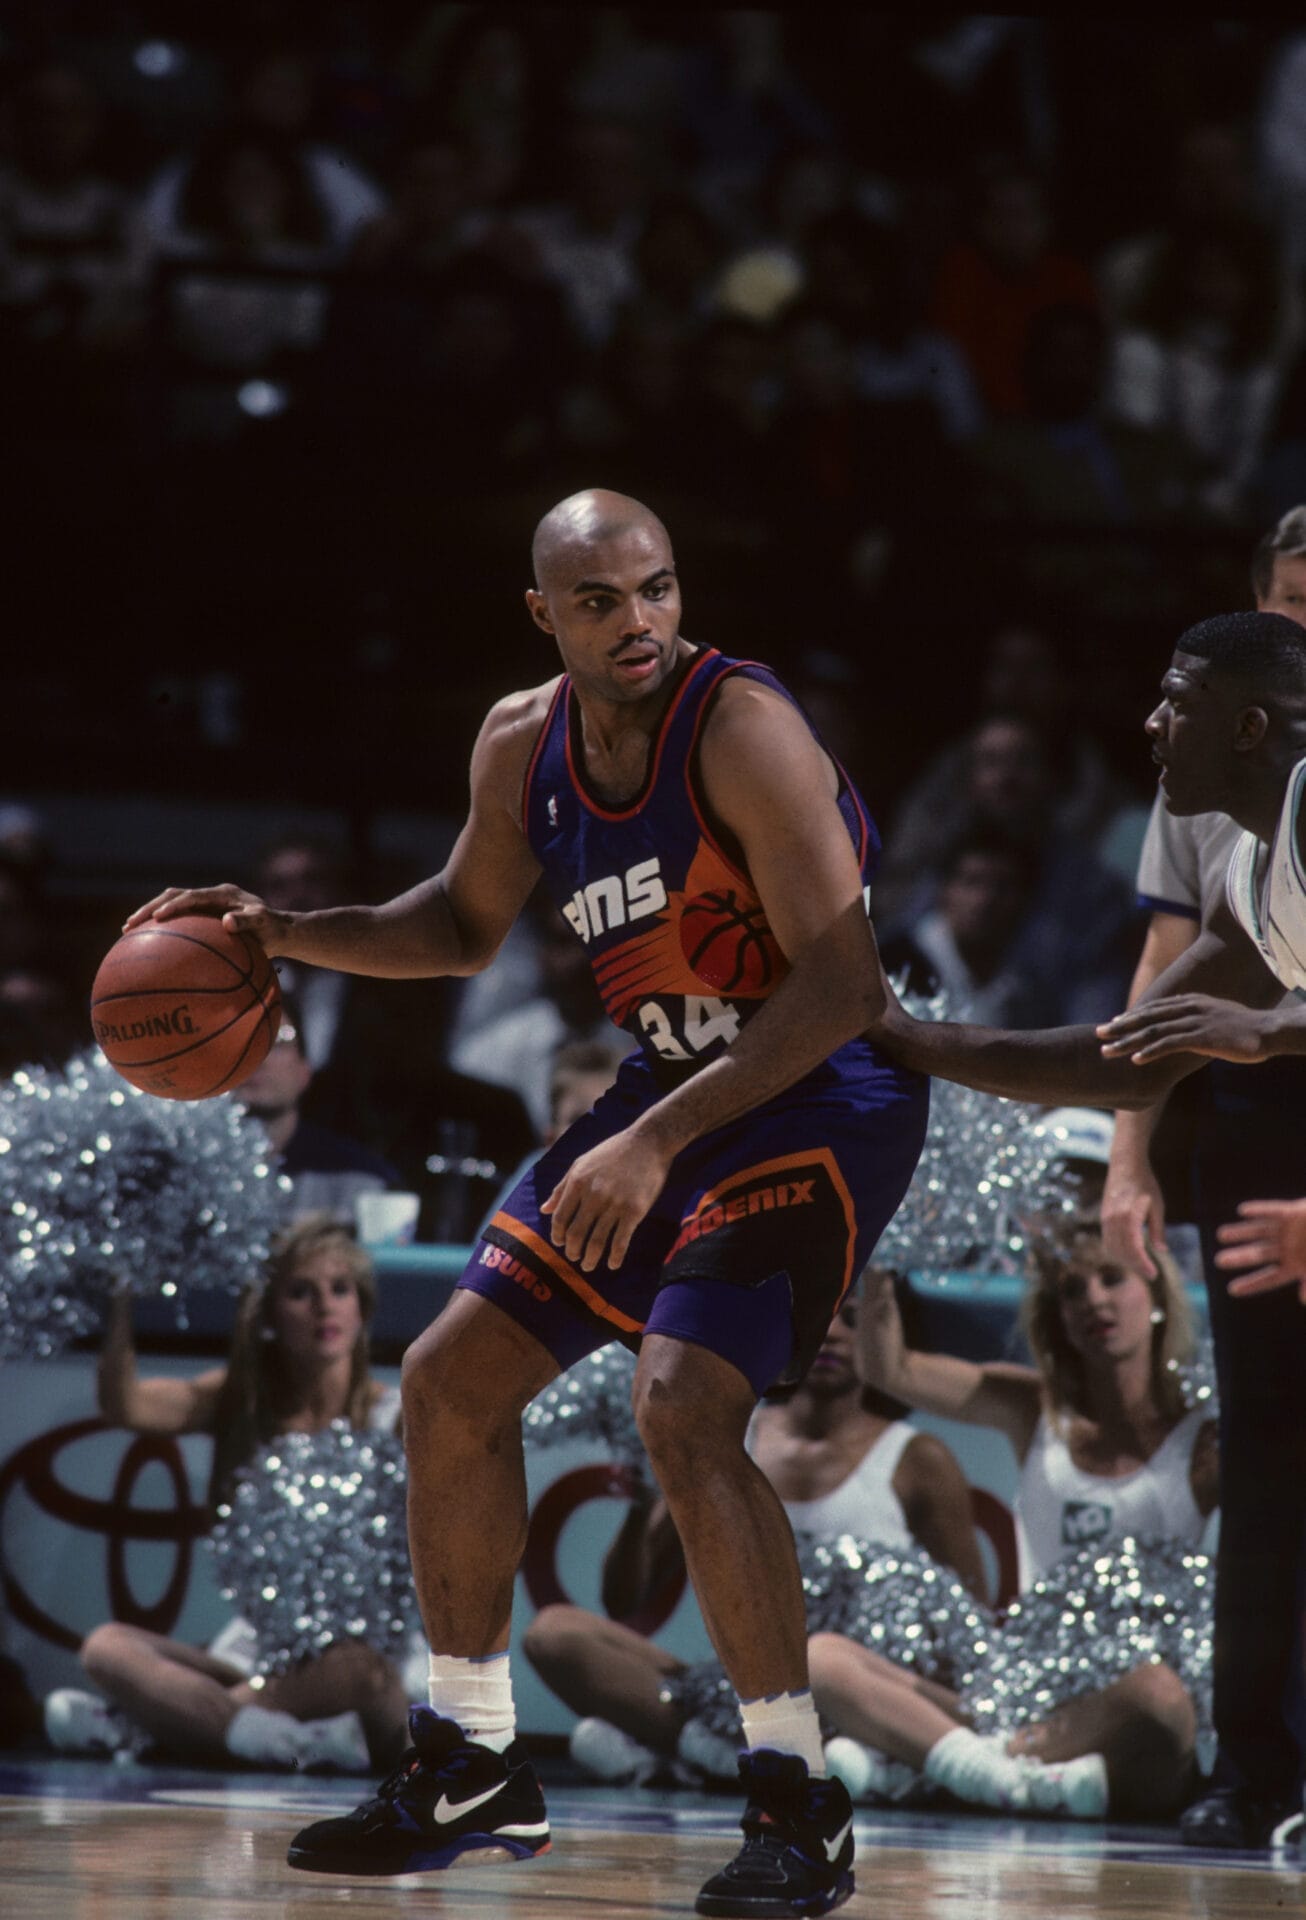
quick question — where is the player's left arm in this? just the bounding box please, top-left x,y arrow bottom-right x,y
543,680 -> 883,1272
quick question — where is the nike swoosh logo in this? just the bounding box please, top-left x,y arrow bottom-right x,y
432,1782 -> 507,1825
825,1817 -> 853,1862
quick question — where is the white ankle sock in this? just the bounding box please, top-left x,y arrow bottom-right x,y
738,1689 -> 825,1776
924,1726 -> 1029,1810
225,1703 -> 307,1768
427,1650 -> 516,1753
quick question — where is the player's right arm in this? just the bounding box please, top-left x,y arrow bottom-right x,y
858,1267 -> 1042,1460
122,690 -> 549,979
98,1285 -> 227,1433
1101,911 -> 1199,1280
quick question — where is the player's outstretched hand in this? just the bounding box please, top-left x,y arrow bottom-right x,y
542,1130 -> 674,1273
122,884 -> 291,956
1215,1199 -> 1306,1304
1097,994 -> 1273,1065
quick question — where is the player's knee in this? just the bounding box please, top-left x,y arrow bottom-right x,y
632,1351 -> 750,1483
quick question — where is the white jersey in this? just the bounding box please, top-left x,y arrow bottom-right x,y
1014,1403 -> 1210,1589
746,1413 -> 916,1545
1224,755 -> 1306,992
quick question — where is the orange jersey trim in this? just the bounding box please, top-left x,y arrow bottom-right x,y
564,648 -> 722,821
489,1211 -> 646,1335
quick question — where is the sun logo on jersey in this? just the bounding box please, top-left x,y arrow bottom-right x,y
591,841 -> 787,1026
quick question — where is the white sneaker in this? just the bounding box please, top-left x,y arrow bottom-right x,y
296,1710 -> 371,1774
44,1688 -> 129,1756
675,1717 -> 742,1782
823,1736 -> 919,1804
1018,1751 -> 1109,1819
570,1716 -> 661,1784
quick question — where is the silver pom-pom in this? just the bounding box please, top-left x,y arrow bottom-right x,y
875,988 -> 1071,1273
523,1345 -> 644,1475
961,1535 -> 1212,1747
663,1535 -> 992,1742
209,1424 -> 416,1675
0,1048 -> 290,1358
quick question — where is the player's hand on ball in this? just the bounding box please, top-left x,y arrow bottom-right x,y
123,884 -> 290,955
542,1131 -> 673,1273
1215,1199 -> 1306,1304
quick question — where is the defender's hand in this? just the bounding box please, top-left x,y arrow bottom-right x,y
542,1130 -> 674,1273
1097,994 -> 1272,1065
123,884 -> 292,957
1216,1199 -> 1306,1304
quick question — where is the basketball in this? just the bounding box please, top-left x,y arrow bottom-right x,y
679,889 -> 782,995
90,915 -> 282,1101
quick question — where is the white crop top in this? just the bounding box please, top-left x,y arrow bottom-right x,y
746,1414 -> 916,1545
1225,755 -> 1306,992
1014,1402 -> 1210,1589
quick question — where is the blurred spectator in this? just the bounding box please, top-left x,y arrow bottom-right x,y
348,134 -> 478,274
147,121 -> 335,445
234,1001 -> 399,1225
1098,119 -> 1261,324
879,712 -> 1138,1027
931,158 -> 1097,419
1106,216 -> 1285,518
632,192 -> 727,331
802,210 -> 981,443
449,895 -> 627,1139
769,302 -> 954,585
251,832 -> 450,1162
399,7 -> 544,217
510,116 -> 652,347
879,825 -> 1059,1026
308,242 -> 562,482
0,59 -> 143,429
138,45 -> 384,261
968,303 -> 1200,526
876,623 -> 1140,926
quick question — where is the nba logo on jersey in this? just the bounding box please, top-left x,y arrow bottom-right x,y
547,795 -> 559,826
1061,1499 -> 1112,1547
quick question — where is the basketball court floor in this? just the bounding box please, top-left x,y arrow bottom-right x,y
2,1749 -> 1298,1919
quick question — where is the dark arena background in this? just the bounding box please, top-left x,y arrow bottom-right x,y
2,5 -> 1304,1918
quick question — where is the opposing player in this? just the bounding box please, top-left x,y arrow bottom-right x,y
867,608 -> 1306,1845
124,488 -> 928,1918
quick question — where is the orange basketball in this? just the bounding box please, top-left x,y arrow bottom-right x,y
90,915 -> 282,1101
679,888 -> 782,995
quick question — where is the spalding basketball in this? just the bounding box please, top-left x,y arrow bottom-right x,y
679,889 -> 782,995
90,915 -> 282,1100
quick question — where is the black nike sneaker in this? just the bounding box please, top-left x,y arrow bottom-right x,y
286,1707 -> 551,1875
696,1749 -> 855,1917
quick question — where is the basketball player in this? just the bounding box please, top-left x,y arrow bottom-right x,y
125,488 -> 929,1918
867,606 -> 1306,1847
1099,513 -> 1306,1849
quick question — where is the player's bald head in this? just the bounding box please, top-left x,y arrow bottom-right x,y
531,489 -> 670,593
